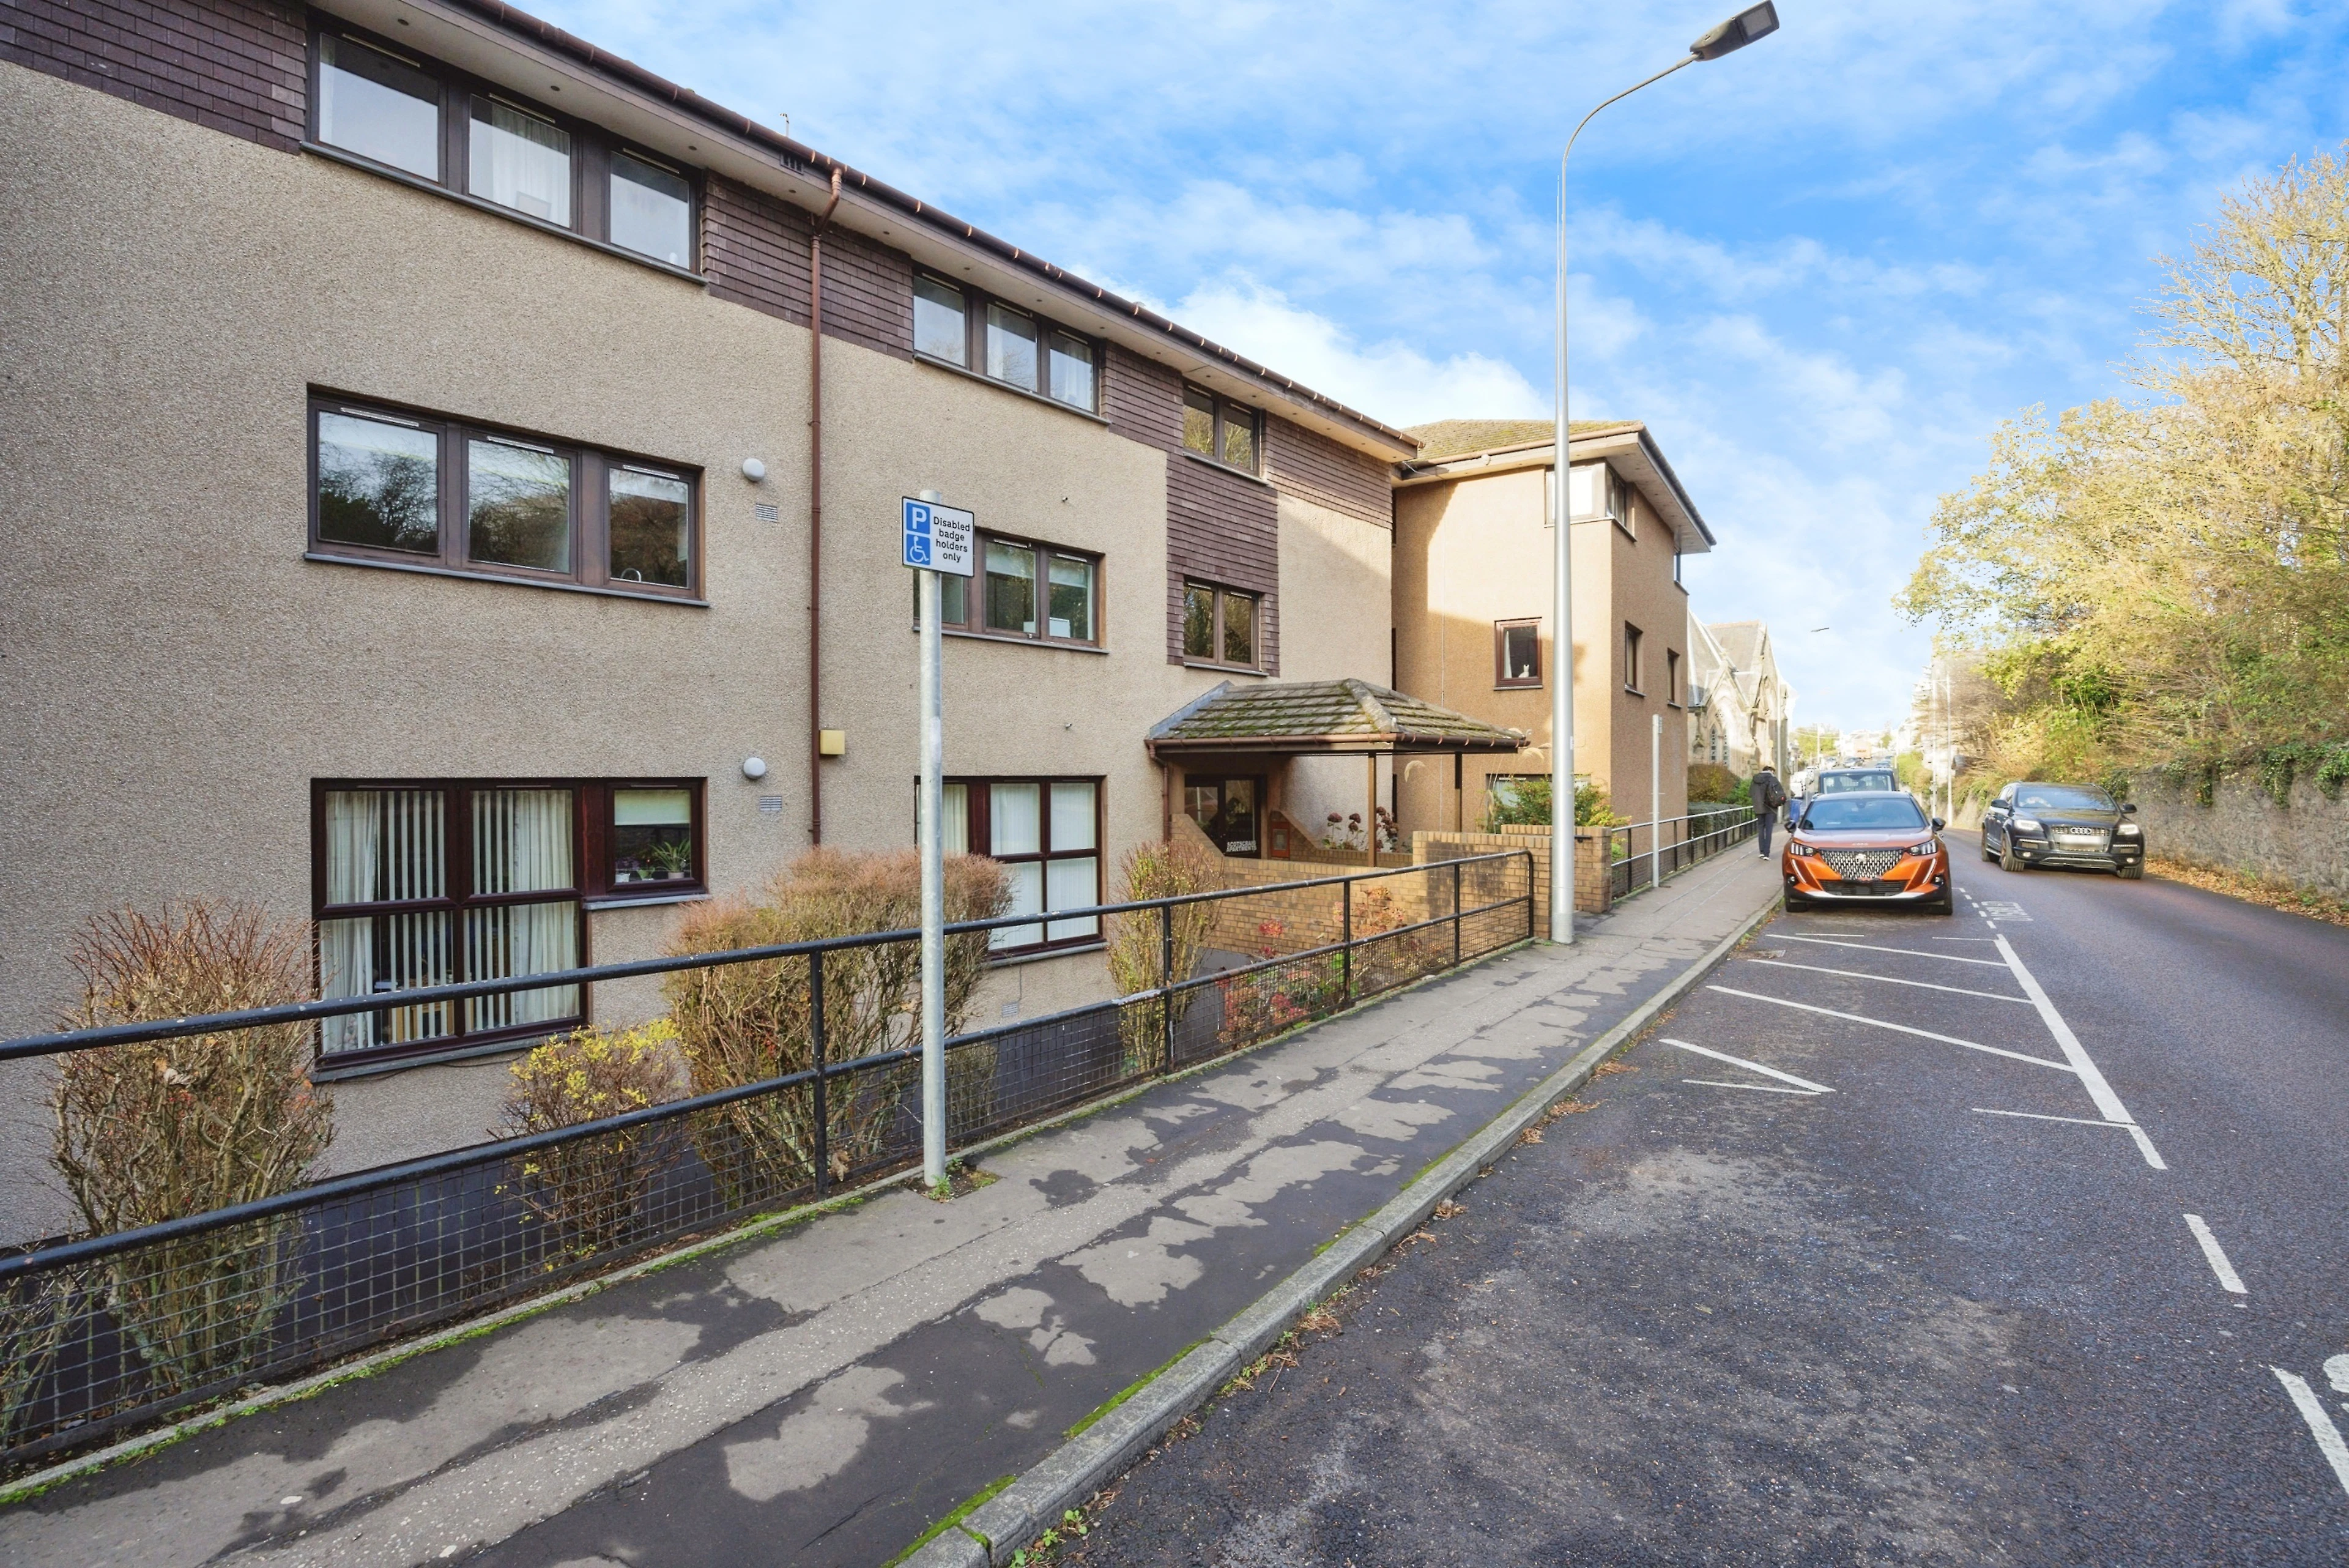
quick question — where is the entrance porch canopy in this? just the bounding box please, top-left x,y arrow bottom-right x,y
1146,678 -> 1527,759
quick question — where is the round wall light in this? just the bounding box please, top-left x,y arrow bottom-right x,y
742,756 -> 769,780
741,458 -> 767,483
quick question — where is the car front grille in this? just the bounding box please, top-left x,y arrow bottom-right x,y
1820,849 -> 1902,880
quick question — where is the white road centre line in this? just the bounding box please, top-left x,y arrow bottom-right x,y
1745,957 -> 2033,1003
2274,1368 -> 2349,1500
1779,935 -> 2010,967
2183,1214 -> 2248,1294
1660,1038 -> 1834,1094
1973,1107 -> 2140,1129
1992,935 -> 2165,1171
1705,986 -> 2077,1072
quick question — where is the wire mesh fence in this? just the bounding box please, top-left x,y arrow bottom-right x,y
0,851 -> 1531,1469
1609,807 -> 1759,899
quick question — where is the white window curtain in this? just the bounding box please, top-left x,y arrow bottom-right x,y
941,783 -> 970,855
1045,781 -> 1099,940
469,100 -> 571,224
320,790 -> 450,1053
468,789 -> 578,1031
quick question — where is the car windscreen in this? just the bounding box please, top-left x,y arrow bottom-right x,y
1800,796 -> 1928,831
2014,784 -> 2115,812
1816,773 -> 1898,793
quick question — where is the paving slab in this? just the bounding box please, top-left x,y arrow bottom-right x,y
0,850 -> 1779,1568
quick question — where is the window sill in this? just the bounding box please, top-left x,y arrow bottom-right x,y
1494,681 -> 1542,691
300,142 -> 708,286
307,551 -> 710,607
1182,659 -> 1267,678
913,352 -> 1111,425
312,1034 -> 543,1082
584,890 -> 710,911
932,626 -> 1111,655
1178,448 -> 1274,489
986,938 -> 1107,969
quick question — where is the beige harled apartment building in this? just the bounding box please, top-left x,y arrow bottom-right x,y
0,0 -> 1536,1240
1390,420 -> 1715,836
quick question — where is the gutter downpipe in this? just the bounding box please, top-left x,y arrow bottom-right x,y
808,167 -> 843,844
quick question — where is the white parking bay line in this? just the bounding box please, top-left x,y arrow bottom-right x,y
1973,1107 -> 2139,1128
2274,1369 -> 2349,1499
1779,935 -> 2010,967
1705,986 -> 2077,1072
1682,1079 -> 1823,1096
1993,935 -> 2165,1171
1745,957 -> 2033,1003
1660,1038 -> 1833,1094
2183,1214 -> 2248,1294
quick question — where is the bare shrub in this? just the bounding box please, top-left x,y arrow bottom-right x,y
51,901 -> 333,1395
662,849 -> 1007,1204
494,1019 -> 686,1265
1103,838 -> 1220,1074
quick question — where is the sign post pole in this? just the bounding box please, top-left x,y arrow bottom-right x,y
904,491 -> 974,1192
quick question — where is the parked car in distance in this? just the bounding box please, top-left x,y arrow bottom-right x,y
1787,766 -> 1903,825
1783,790 -> 1953,914
1981,782 -> 2145,879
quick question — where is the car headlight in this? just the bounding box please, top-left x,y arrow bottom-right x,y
1906,840 -> 1937,856
2010,817 -> 2043,833
2116,823 -> 2140,836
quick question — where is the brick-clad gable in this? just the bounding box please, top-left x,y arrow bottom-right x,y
1267,415 -> 1393,529
2,0 -> 305,150
702,172 -> 911,360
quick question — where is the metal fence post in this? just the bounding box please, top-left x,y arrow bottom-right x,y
1340,876 -> 1354,1005
1452,859 -> 1463,967
1159,900 -> 1174,1074
810,948 -> 828,1197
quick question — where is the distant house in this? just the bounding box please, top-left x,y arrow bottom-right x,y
1390,420 -> 1714,834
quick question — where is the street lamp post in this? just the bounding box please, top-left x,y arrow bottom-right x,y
1549,2 -> 1780,943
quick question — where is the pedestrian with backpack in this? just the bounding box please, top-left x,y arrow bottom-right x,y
1751,766 -> 1786,856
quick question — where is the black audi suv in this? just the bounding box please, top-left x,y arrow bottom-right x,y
1980,781 -> 2145,879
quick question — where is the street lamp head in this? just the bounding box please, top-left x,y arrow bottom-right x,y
1690,2 -> 1779,61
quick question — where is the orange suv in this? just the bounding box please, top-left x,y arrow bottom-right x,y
1782,790 -> 1953,915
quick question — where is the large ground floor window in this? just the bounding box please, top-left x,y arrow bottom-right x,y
941,777 -> 1104,954
313,778 -> 702,1069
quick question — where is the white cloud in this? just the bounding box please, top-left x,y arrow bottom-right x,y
1169,280 -> 1544,425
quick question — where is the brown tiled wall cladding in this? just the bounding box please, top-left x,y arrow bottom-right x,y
702,173 -> 911,360
2,0 -> 305,150
1105,347 -> 1281,672
1267,415 -> 1393,529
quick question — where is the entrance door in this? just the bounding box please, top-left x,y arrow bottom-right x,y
1184,775 -> 1265,857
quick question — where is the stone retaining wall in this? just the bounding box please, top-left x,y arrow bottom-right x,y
2130,772 -> 2349,898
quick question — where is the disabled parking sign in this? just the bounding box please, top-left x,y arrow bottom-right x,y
902,497 -> 975,576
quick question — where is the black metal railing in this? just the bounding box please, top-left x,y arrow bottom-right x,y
0,850 -> 1532,1470
1608,807 -> 1757,899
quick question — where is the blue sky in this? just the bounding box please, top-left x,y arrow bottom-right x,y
541,0 -> 2349,731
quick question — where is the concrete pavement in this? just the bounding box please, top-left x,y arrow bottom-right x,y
0,849 -> 1781,1568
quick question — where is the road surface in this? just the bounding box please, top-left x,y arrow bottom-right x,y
1056,840 -> 2349,1566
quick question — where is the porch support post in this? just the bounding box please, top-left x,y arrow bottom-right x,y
1365,754 -> 1378,860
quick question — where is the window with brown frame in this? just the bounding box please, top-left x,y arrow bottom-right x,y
914,531 -> 1100,646
911,273 -> 1100,414
310,395 -> 701,600
1181,385 -> 1261,474
311,778 -> 704,1070
1494,619 -> 1542,688
1624,623 -> 1644,694
1666,648 -> 1683,707
935,777 -> 1105,954
310,24 -> 697,270
1182,581 -> 1261,670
